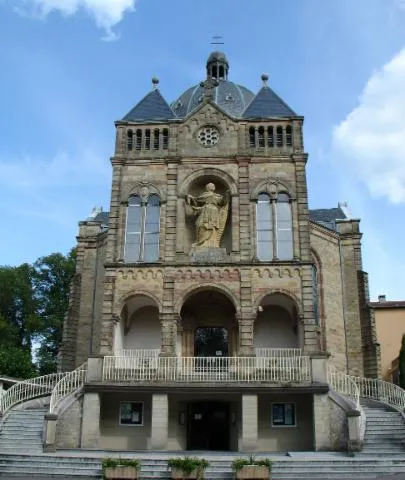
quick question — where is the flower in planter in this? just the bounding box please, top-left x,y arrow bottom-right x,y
102,458 -> 141,479
231,455 -> 272,479
168,456 -> 210,479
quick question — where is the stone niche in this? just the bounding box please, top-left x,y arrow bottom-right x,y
184,175 -> 232,260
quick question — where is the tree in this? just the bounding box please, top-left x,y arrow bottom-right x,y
399,334 -> 405,389
32,249 -> 76,375
0,264 -> 39,378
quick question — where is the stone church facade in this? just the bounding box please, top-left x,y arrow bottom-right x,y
57,52 -> 380,452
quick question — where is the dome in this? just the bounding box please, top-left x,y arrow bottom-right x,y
171,80 -> 255,118
207,51 -> 229,66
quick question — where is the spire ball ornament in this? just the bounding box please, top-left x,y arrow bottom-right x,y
152,76 -> 159,89
261,73 -> 269,86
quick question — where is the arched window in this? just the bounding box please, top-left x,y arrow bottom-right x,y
125,194 -> 160,262
256,193 -> 273,261
312,265 -> 320,325
145,129 -> 151,150
162,129 -> 169,149
286,125 -> 293,146
258,126 -> 265,147
249,127 -> 256,148
256,192 -> 293,261
219,65 -> 224,79
275,193 -> 293,260
276,126 -> 283,147
267,126 -> 274,147
127,130 -> 133,151
153,129 -> 160,150
135,130 -> 142,150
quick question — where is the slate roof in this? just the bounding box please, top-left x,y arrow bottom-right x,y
93,211 -> 109,226
171,80 -> 255,119
242,86 -> 296,118
122,89 -> 176,122
309,207 -> 347,231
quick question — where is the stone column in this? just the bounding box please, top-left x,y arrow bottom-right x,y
313,393 -> 331,450
160,313 -> 177,356
150,394 -> 168,450
43,413 -> 58,452
240,394 -> 258,451
237,314 -> 255,357
81,393 -> 100,448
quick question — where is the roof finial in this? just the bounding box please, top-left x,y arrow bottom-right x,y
152,76 -> 159,90
261,73 -> 269,87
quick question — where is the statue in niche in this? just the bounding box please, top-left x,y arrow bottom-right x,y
185,182 -> 229,249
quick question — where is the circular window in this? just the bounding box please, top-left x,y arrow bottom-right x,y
197,126 -> 220,147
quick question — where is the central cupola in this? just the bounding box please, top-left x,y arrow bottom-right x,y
206,51 -> 229,80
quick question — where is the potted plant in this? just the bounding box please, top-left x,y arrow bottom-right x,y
102,458 -> 141,479
168,456 -> 210,479
231,455 -> 272,479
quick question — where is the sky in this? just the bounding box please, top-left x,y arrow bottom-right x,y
0,0 -> 405,301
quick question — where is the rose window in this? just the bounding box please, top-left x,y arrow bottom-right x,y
197,126 -> 220,147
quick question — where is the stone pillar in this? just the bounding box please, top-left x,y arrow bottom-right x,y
240,394 -> 258,451
86,356 -> 104,382
311,354 -> 329,383
43,413 -> 58,452
347,411 -> 362,454
150,394 -> 168,450
160,313 -> 177,356
313,393 -> 331,450
81,392 -> 100,448
237,314 -> 255,357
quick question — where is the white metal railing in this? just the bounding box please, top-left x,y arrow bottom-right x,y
349,375 -> 405,412
327,365 -> 360,408
49,362 -> 87,414
102,356 -> 311,383
0,373 -> 66,415
117,349 -> 160,357
255,348 -> 302,358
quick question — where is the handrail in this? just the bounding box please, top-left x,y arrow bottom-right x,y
349,375 -> 405,412
327,365 -> 360,409
49,362 -> 87,414
0,372 -> 65,415
102,356 -> 311,383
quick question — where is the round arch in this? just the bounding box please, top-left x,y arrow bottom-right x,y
250,178 -> 295,201
122,181 -> 167,203
115,289 -> 162,316
174,283 -> 241,317
178,168 -> 238,197
254,289 -> 303,319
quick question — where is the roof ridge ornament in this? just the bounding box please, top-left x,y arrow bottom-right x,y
152,76 -> 159,90
261,73 -> 269,87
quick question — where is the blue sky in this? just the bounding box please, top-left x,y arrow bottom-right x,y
0,0 -> 404,300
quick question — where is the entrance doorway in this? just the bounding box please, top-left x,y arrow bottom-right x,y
187,401 -> 230,450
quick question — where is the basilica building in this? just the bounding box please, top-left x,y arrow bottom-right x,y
57,51 -> 380,453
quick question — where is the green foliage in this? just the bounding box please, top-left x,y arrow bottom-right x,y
399,334 -> 405,389
0,249 -> 76,378
32,249 -> 76,374
101,458 -> 141,479
168,456 -> 209,477
0,345 -> 37,379
231,455 -> 272,472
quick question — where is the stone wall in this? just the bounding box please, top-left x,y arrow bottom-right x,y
55,395 -> 83,448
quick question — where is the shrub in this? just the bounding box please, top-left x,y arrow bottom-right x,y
231,455 -> 272,472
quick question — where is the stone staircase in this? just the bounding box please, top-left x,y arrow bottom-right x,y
359,400 -> 405,457
1,401 -> 405,479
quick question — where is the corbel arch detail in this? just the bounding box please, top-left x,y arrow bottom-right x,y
250,178 -> 295,201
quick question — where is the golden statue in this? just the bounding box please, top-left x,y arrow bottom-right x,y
186,183 -> 229,249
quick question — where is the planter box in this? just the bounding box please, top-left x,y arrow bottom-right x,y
104,466 -> 139,479
235,465 -> 270,479
171,467 -> 205,479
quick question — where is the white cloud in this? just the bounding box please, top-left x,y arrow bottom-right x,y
13,0 -> 136,41
332,47 -> 405,204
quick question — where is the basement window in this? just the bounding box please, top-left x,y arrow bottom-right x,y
119,401 -> 143,426
271,403 -> 296,427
